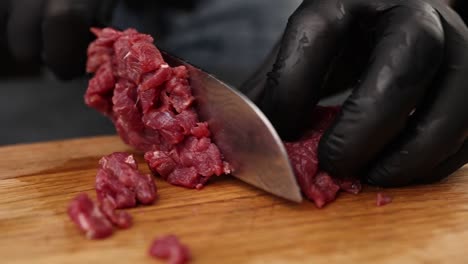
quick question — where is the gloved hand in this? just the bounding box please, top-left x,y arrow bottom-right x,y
241,0 -> 468,187
0,0 -> 115,80
452,0 -> 468,24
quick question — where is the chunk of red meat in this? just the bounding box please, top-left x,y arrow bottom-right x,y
99,198 -> 133,229
96,169 -> 136,209
113,38 -> 141,83
139,65 -> 172,113
87,46 -> 113,73
131,41 -> 165,73
190,122 -> 211,138
86,28 -> 120,73
144,149 -> 210,189
114,117 -> 150,151
172,65 -> 189,79
112,29 -> 160,83
149,235 -> 191,264
178,137 -> 225,177
285,138 -> 320,185
168,167 -> 208,189
141,109 -> 196,146
165,72 -> 195,113
159,91 -> 174,112
135,173 -> 159,204
112,79 -> 154,149
285,106 -> 361,208
376,193 -> 393,206
337,179 -> 362,195
140,64 -> 172,91
90,27 -> 122,46
112,79 -> 139,117
175,110 -> 198,134
67,193 -> 113,239
99,152 -> 158,205
142,129 -> 173,151
285,136 -> 339,208
143,110 -> 185,145
190,122 -> 210,138
85,62 -> 115,115
139,88 -> 158,115
145,150 -> 178,177
310,172 -> 341,208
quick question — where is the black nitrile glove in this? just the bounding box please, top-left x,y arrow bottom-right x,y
241,0 -> 468,187
0,0 -> 115,80
452,0 -> 468,24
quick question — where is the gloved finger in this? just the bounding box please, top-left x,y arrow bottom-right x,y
452,0 -> 468,24
7,0 -> 44,63
367,86 -> 467,187
259,0 -> 352,140
366,23 -> 468,187
42,0 -> 101,80
241,29 -> 367,105
420,141 -> 468,184
318,12 -> 373,101
319,3 -> 445,179
240,41 -> 280,103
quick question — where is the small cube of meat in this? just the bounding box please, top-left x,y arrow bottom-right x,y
96,152 -> 158,207
67,193 -> 113,239
376,193 -> 393,207
99,198 -> 133,229
149,235 -> 191,264
285,107 -> 362,208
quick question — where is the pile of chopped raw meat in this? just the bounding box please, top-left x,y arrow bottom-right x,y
68,152 -> 191,263
70,26 -> 375,264
284,107 -> 362,208
85,27 -> 230,189
68,153 -> 156,239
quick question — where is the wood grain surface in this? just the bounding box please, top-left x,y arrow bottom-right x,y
0,136 -> 467,264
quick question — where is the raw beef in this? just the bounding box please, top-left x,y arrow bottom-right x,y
67,193 -> 114,239
85,27 -> 358,207
96,152 -> 157,207
376,193 -> 393,206
85,28 -> 230,189
99,198 -> 133,229
69,152 -> 157,239
284,107 -> 362,208
149,235 -> 191,264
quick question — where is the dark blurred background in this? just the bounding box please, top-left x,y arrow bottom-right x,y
0,0 -> 301,146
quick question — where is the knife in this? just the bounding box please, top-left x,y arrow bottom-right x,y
162,52 -> 303,203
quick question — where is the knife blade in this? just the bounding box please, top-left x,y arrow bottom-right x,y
162,52 -> 303,203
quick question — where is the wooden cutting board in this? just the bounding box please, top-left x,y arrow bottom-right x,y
1,136 -> 467,264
